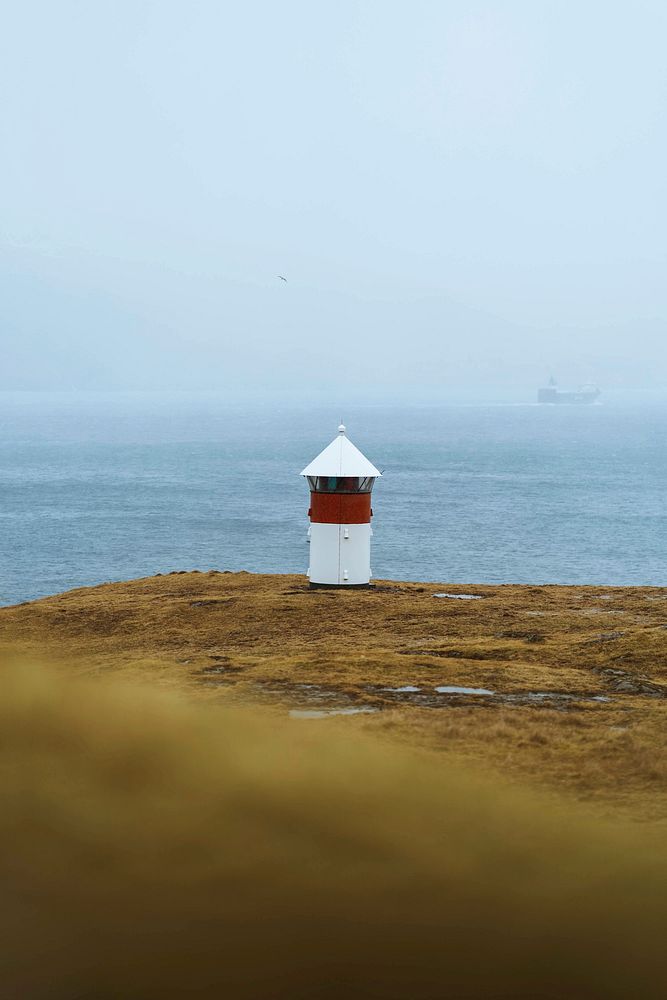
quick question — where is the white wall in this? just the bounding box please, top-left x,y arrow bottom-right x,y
308,523 -> 371,585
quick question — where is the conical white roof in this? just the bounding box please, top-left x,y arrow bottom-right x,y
301,425 -> 382,478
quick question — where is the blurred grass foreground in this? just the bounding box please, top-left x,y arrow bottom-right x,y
1,660 -> 666,999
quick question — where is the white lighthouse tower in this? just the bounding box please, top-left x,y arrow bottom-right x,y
301,425 -> 381,587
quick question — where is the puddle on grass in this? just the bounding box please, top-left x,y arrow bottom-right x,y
435,685 -> 495,696
363,683 -> 606,706
502,692 -> 612,705
260,679 -> 614,717
289,707 -> 378,719
433,593 -> 483,601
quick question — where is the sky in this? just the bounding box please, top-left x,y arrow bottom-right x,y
1,0 -> 666,399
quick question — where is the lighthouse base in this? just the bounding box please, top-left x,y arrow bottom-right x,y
308,581 -> 374,590
307,522 -> 372,586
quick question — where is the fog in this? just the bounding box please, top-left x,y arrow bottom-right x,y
1,1 -> 666,400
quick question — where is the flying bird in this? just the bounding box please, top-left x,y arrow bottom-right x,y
277,275 -> 287,282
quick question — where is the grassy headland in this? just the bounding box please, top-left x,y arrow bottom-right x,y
2,571 -> 666,822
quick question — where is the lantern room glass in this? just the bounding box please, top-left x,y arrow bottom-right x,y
307,476 -> 375,494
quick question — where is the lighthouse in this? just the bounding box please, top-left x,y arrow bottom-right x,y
301,425 -> 381,587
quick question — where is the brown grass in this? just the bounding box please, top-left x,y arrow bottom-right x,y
1,571 -> 665,821
1,660 -> 667,999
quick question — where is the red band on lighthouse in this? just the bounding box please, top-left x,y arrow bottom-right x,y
309,492 -> 372,524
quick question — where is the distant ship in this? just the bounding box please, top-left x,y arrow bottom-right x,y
538,377 -> 600,405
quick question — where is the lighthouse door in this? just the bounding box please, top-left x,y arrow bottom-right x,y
338,522 -> 372,585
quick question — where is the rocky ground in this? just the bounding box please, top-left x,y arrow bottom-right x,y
2,570 -> 666,822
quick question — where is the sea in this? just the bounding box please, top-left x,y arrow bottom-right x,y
1,392 -> 666,606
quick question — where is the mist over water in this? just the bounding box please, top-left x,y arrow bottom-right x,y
2,3 -> 667,398
2,392 -> 666,605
